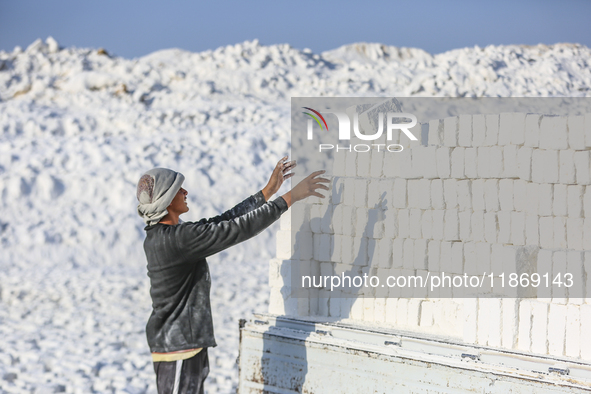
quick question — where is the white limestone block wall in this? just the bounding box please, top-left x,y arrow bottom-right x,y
270,112 -> 591,361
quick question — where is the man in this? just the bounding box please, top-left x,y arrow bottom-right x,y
136,157 -> 329,393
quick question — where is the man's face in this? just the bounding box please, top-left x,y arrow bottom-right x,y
168,187 -> 189,215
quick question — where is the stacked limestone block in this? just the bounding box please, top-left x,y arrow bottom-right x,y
270,112 -> 591,361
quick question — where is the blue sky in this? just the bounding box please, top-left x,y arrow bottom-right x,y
1,0 -> 590,58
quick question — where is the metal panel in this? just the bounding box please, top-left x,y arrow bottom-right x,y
239,313 -> 591,393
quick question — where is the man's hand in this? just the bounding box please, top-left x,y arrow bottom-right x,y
262,156 -> 296,201
281,170 -> 330,207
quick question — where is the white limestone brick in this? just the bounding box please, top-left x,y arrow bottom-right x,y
450,147 -> 465,179
357,151 -> 371,177
464,147 -> 477,178
343,178 -> 356,206
484,212 -> 498,243
340,235 -> 354,264
383,208 -> 398,238
341,205 -> 355,237
392,178 -> 407,209
436,147 -> 452,178
471,211 -> 484,242
432,210 -> 444,240
502,298 -> 518,349
567,251 -> 584,303
498,112 -> 513,146
354,179 -> 368,207
580,304 -> 591,359
314,234 -> 331,262
566,218 -> 584,250
462,298 -> 478,344
439,241 -> 452,273
321,205 -> 335,234
498,179 -> 513,211
489,146 -> 503,178
410,179 -> 431,209
574,151 -> 591,185
370,150 -> 384,178
421,210 -> 433,240
517,300 -> 532,352
428,119 -> 442,146
586,113 -> 591,148
443,116 -> 458,147
568,185 -> 584,218
459,210 -> 472,241
530,301 -> 549,355
472,114 -> 486,147
384,298 -> 398,325
475,242 -> 491,273
457,180 -> 472,211
443,179 -> 457,209
539,217 -> 554,249
484,179 -> 500,212
430,179 -> 444,210
503,145 -> 518,178
477,147 -> 490,179
458,114 -> 472,147
409,209 -> 422,239
513,179 -> 527,212
486,298 -> 502,347
512,113 -> 527,146
414,146 -> 438,179
524,182 -> 539,216
566,115 -> 583,150
532,149 -> 559,184
471,179 -> 485,211
559,150 -> 576,184
276,230 -> 293,259
398,209 -> 410,239
583,219 -> 591,251
383,151 -> 401,178
485,114 -> 499,146
367,180 -> 381,208
391,238 -> 404,268
419,300 -> 434,327
584,186 -> 591,219
403,238 -> 414,270
427,240 -> 440,272
355,208 -> 368,238
501,245 -> 518,273
553,251 -> 568,302
366,209 -> 384,239
553,184 -> 568,217
538,184 -> 553,217
332,151 -> 347,176
377,238 -> 392,269
352,237 -> 368,266
444,209 -> 459,241
548,303 -> 567,356
497,211 -> 511,244
524,113 -> 540,148
540,115 -> 568,150
414,239 -> 428,270
553,217 -> 567,249
345,151 -> 357,177
511,212 -> 526,246
451,241 -> 464,274
373,298 -> 386,324
525,214 -> 539,246
517,147 -> 532,181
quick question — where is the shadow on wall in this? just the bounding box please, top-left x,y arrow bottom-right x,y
260,184 -> 387,392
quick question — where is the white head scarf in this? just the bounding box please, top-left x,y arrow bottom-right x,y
136,168 -> 185,225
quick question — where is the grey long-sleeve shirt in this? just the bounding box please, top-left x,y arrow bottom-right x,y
143,190 -> 288,353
